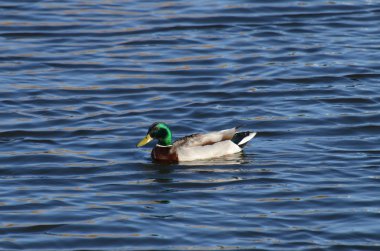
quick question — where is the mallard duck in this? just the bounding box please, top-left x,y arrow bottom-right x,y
136,122 -> 256,162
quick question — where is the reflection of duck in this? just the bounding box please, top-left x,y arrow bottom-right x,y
137,122 -> 256,162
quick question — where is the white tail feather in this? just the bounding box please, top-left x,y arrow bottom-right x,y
238,132 -> 256,146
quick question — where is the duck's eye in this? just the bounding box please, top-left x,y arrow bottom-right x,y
150,127 -> 158,136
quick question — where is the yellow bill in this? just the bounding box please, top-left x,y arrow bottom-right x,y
136,134 -> 153,147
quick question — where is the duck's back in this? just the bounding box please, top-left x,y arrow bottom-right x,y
171,127 -> 241,162
173,128 -> 237,148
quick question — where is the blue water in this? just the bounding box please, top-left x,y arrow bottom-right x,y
1,0 -> 380,250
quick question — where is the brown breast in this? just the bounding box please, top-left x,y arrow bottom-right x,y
151,146 -> 178,163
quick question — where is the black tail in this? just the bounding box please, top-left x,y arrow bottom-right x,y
231,131 -> 256,148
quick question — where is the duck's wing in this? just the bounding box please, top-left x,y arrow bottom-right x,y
175,140 -> 242,162
173,127 -> 237,148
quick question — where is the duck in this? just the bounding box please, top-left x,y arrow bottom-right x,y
136,122 -> 256,162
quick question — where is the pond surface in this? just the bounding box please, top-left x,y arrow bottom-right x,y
1,0 -> 380,250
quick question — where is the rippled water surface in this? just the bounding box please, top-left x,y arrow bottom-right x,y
1,0 -> 380,250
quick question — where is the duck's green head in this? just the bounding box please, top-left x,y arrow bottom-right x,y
136,122 -> 172,147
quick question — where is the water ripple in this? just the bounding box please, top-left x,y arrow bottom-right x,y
1,0 -> 380,250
